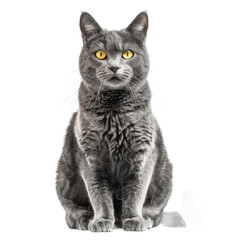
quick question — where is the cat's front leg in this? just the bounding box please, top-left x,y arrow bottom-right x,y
121,154 -> 155,231
81,166 -> 115,232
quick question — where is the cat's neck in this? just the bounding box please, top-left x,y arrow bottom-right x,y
79,81 -> 151,114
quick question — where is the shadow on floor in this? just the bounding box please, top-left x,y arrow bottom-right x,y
160,212 -> 186,227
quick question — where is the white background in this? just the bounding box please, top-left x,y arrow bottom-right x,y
0,0 -> 240,239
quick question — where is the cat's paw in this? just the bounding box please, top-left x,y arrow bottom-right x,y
76,215 -> 91,230
123,216 -> 153,231
66,212 -> 92,230
88,218 -> 114,232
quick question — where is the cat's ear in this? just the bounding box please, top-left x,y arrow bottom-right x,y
126,12 -> 148,41
80,12 -> 102,42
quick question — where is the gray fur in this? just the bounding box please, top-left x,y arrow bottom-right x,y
56,12 -> 172,232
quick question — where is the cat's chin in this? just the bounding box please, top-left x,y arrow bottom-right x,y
104,77 -> 128,89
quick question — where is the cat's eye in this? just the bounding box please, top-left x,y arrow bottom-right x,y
95,50 -> 107,60
122,50 -> 134,60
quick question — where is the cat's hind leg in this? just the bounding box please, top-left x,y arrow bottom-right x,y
56,171 -> 93,230
142,164 -> 172,228
65,207 -> 93,230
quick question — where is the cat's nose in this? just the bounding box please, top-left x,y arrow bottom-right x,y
108,66 -> 120,73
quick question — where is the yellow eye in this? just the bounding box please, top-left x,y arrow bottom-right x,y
96,50 -> 107,60
122,50 -> 134,60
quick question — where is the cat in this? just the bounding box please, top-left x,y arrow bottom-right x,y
56,11 -> 172,232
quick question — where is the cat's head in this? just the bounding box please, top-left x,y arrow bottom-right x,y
79,12 -> 149,90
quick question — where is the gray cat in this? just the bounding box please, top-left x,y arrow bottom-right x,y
56,11 -> 172,232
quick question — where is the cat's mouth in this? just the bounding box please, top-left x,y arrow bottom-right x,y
105,75 -> 127,88
108,76 -> 121,82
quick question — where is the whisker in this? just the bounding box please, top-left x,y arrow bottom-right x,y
61,88 -> 79,106
65,79 -> 81,94
64,69 -> 80,78
129,83 -> 145,112
96,82 -> 105,107
85,88 -> 96,110
69,90 -> 79,111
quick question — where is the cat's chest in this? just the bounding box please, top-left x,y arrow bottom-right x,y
100,112 -> 133,158
98,112 -> 134,183
97,111 -> 153,184
79,110 -> 152,182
